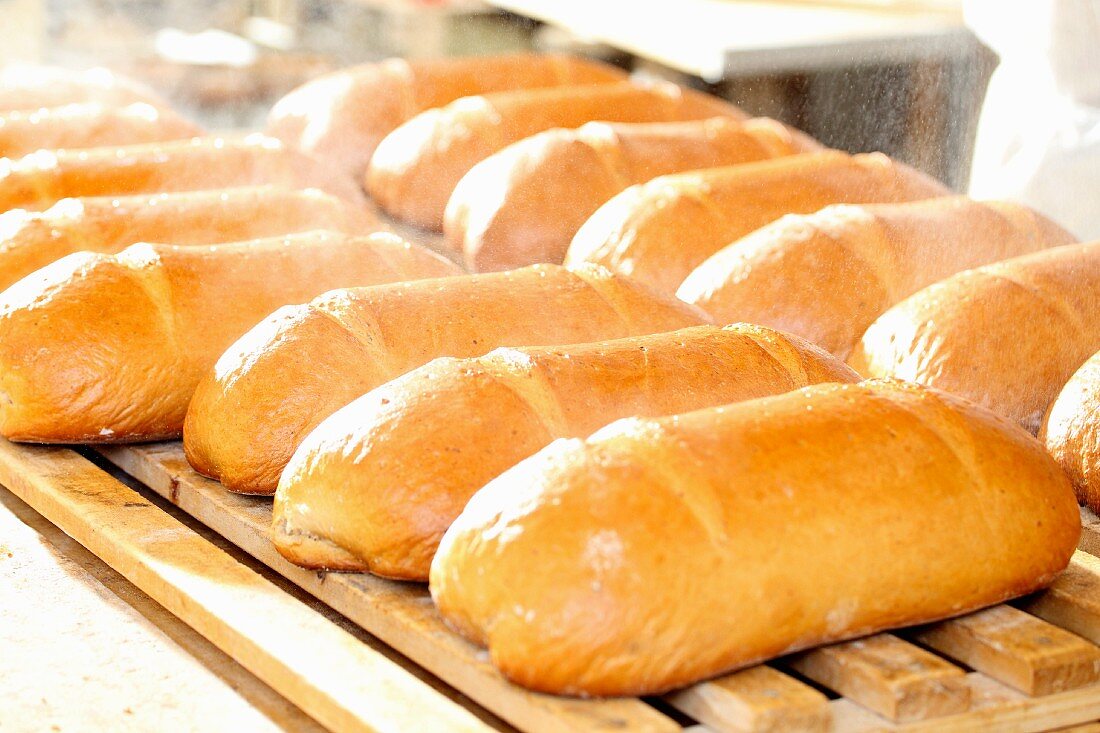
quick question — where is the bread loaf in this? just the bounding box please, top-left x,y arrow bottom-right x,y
431,379 -> 1080,696
274,323 -> 858,580
0,186 -> 376,291
0,65 -> 164,112
1042,350 -> 1100,510
0,135 -> 365,212
266,53 -> 625,180
0,103 -> 200,159
184,264 -> 708,495
0,231 -> 459,443
367,81 -> 742,231
850,241 -> 1100,432
444,117 -> 820,272
565,151 -> 949,296
678,197 -> 1076,358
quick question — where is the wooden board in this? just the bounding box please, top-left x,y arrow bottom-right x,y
0,439 -> 494,733
10,435 -> 1100,726
74,440 -> 1100,733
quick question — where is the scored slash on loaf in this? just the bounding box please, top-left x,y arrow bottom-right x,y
565,150 -> 950,296
443,116 -> 822,272
850,241 -> 1100,433
430,379 -> 1081,697
273,323 -> 859,580
678,197 -> 1076,359
0,230 -> 459,443
266,53 -> 626,180
366,80 -> 743,231
0,186 -> 377,291
183,264 -> 709,495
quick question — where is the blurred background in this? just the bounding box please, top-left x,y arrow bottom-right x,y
2,0 -> 1096,237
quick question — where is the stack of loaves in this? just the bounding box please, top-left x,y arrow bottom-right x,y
0,55 -> 1093,699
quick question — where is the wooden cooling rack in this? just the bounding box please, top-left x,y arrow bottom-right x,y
4,436 -> 1100,732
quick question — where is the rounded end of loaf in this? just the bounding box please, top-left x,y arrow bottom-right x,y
0,206 -> 89,292
446,128 -> 623,272
1041,350 -> 1100,510
367,99 -> 498,231
274,352 -> 556,580
567,172 -> 731,297
689,196 -> 1079,361
0,250 -> 191,442
183,297 -> 389,495
850,242 -> 1100,432
265,61 -> 409,181
431,379 -> 1081,697
0,155 -> 55,212
678,205 -> 887,357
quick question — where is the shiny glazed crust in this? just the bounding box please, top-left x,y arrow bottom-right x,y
850,241 -> 1100,433
0,135 -> 366,212
678,197 -> 1076,358
272,323 -> 858,579
0,231 -> 459,442
366,81 -> 743,231
565,151 -> 950,296
183,264 -> 708,495
430,380 -> 1081,696
1042,350 -> 1100,509
444,117 -> 821,272
0,186 -> 377,291
265,53 -> 626,180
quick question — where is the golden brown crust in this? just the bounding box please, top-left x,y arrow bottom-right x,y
0,186 -> 377,291
565,151 -> 950,296
678,197 -> 1076,358
183,264 -> 708,495
850,241 -> 1100,433
430,379 -> 1080,696
366,81 -> 743,231
273,324 -> 858,580
0,102 -> 201,159
1042,350 -> 1100,509
444,117 -> 819,272
0,231 -> 459,443
265,54 -> 626,181
0,135 -> 366,212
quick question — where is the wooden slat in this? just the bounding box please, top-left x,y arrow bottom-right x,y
913,605 -> 1100,695
0,438 -> 492,733
1052,722 -> 1100,732
788,634 -> 969,721
94,441 -> 1100,733
831,671 -> 1100,733
666,665 -> 831,733
98,442 -> 679,733
1079,507 -> 1100,559
1024,552 -> 1100,650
